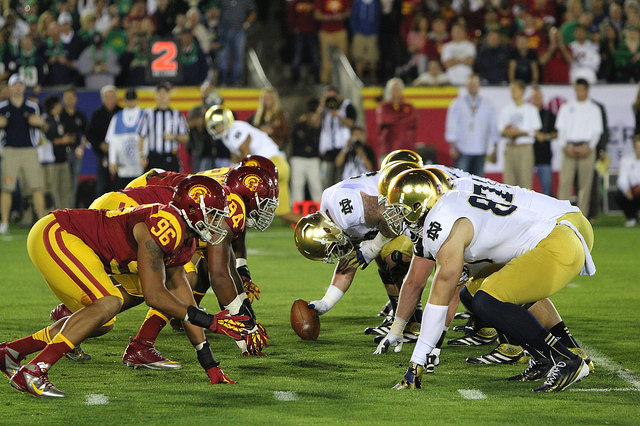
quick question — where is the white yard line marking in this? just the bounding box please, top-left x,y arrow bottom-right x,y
458,389 -> 487,399
570,388 -> 637,392
575,344 -> 640,391
85,394 -> 109,405
273,391 -> 298,401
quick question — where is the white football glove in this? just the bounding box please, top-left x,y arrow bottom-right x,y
356,233 -> 392,270
373,332 -> 403,354
308,300 -> 330,315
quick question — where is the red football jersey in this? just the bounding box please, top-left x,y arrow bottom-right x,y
53,204 -> 197,274
121,185 -> 175,206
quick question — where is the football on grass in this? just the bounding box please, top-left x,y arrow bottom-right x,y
290,299 -> 320,340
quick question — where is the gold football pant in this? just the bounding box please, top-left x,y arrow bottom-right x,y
27,215 -> 121,326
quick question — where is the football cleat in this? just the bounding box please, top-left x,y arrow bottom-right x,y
122,338 -> 182,370
50,303 -> 73,322
1,342 -> 23,379
425,353 -> 439,374
447,327 -> 498,346
532,358 -> 589,392
466,343 -> 527,365
364,316 -> 393,336
10,362 -> 66,398
377,300 -> 393,317
454,311 -> 471,320
508,358 -> 553,382
569,347 -> 594,373
64,345 -> 92,362
402,321 -> 421,343
392,362 -> 424,390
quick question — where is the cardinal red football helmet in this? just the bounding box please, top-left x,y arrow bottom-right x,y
171,175 -> 229,245
239,155 -> 279,180
225,166 -> 279,231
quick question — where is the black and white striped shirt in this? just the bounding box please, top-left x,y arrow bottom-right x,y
137,108 -> 188,156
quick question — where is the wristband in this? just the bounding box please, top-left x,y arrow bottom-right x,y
196,341 -> 219,370
389,317 -> 407,336
237,265 -> 251,280
186,305 -> 213,328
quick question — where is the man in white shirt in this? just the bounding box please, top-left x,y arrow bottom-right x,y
568,24 -> 600,84
440,23 -> 476,86
445,74 -> 499,177
555,78 -> 603,215
106,88 -> 144,190
498,80 -> 542,189
617,134 -> 640,227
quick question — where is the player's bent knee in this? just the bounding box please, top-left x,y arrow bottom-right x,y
471,290 -> 503,325
459,286 -> 474,312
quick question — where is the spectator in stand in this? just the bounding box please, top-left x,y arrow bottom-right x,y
591,0 -> 608,29
187,81 -> 223,172
57,11 -> 86,83
530,86 -> 557,197
617,134 -> 640,227
314,0 -> 351,85
119,29 -> 149,87
35,12 -> 56,48
106,88 -> 145,190
60,88 -> 87,207
186,8 -> 211,56
625,0 -> 640,27
78,9 -> 98,46
174,26 -> 210,87
204,5 -> 223,84
1,10 -> 29,52
603,2 -> 624,33
0,31 -> 14,83
498,80 -> 542,190
138,82 -> 189,172
379,0 -> 402,82
13,35 -> 45,90
509,32 -> 540,85
560,0 -> 582,44
76,33 -> 120,89
376,77 -> 417,156
476,29 -> 510,85
0,74 -> 47,235
93,0 -> 113,35
39,21 -> 78,87
313,86 -> 356,188
539,26 -> 572,84
401,14 -> 429,83
103,9 -> 128,59
598,22 -> 620,82
520,8 -> 548,51
85,85 -> 121,198
42,95 -> 74,209
290,97 -> 323,203
568,24 -> 601,84
413,60 -> 450,86
445,74 -> 499,177
248,86 -> 290,150
350,0 -> 381,85
425,16 -> 450,62
556,78 -> 603,215
287,0 -> 320,85
336,126 -> 377,180
218,0 -> 256,86
441,22 -> 476,86
615,25 -> 640,82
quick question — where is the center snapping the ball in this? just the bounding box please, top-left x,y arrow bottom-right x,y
290,299 -> 320,340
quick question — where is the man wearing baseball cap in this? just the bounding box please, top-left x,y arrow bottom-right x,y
0,74 -> 48,234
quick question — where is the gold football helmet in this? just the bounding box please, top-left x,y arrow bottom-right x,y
423,167 -> 454,192
294,212 -> 354,263
378,161 -> 421,206
385,169 -> 443,235
380,149 -> 423,169
205,105 -> 234,139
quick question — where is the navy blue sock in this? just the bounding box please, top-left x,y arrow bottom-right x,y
549,321 -> 579,349
472,291 -> 577,362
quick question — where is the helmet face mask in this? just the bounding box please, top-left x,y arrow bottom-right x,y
205,105 -> 234,140
294,212 -> 354,263
171,176 -> 230,245
385,169 -> 443,238
225,166 -> 279,232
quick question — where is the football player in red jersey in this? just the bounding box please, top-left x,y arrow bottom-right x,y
1,176 -> 250,398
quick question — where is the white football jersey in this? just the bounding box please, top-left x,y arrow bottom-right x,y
223,121 -> 281,159
320,172 -> 381,241
453,176 -> 579,221
428,164 -> 470,179
419,190 -> 556,264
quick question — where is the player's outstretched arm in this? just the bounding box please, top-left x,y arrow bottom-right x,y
309,258 -> 357,315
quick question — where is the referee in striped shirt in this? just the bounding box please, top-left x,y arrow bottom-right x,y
137,82 -> 189,172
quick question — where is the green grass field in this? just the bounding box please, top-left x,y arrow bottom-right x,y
1,216 -> 639,425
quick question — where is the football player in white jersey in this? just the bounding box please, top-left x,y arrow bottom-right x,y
380,169 -> 594,392
205,105 -> 301,226
294,170 -> 421,342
